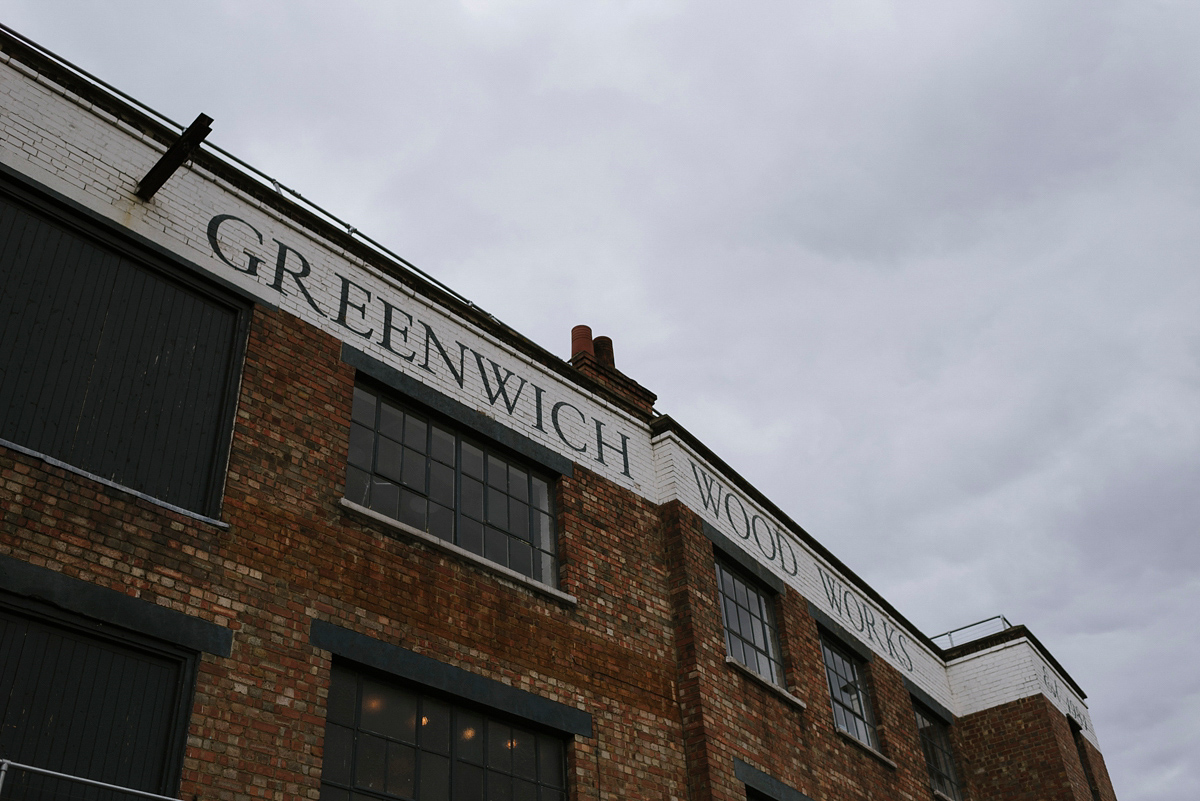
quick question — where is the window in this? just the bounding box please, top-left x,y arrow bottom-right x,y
321,663 -> 567,801
716,558 -> 784,686
820,635 -> 878,749
0,180 -> 249,517
914,702 -> 962,799
345,384 -> 558,586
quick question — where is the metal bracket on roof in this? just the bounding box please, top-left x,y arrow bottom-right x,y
135,113 -> 213,200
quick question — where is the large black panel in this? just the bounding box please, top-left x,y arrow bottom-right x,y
0,604 -> 195,800
0,181 -> 249,516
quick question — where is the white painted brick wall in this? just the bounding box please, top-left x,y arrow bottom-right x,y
947,639 -> 1099,747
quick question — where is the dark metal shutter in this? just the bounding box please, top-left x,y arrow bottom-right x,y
0,606 -> 191,799
0,187 -> 248,516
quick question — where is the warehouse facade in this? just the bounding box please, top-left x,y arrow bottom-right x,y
0,26 -> 1118,801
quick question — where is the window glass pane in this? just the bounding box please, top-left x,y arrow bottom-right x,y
370,479 -> 399,519
400,490 -> 427,531
400,449 -> 426,490
376,437 -> 403,483
430,462 -> 455,506
533,512 -> 552,550
531,478 -> 549,512
458,712 -> 484,764
356,732 -> 386,791
460,518 -> 484,556
429,504 -> 455,542
405,415 -> 427,452
386,742 -> 415,798
512,779 -> 536,801
431,426 -> 456,464
419,752 -> 450,801
508,466 -> 528,502
319,784 -> 349,801
486,772 -> 512,801
485,528 -> 508,565
322,724 -> 353,784
380,402 -> 404,441
421,699 -> 451,754
454,761 -> 484,801
487,455 -> 508,489
487,488 -> 508,528
345,466 -> 371,506
462,477 -> 485,520
537,735 -> 564,787
538,553 -> 556,585
349,424 -> 375,469
510,502 -> 529,541
462,442 -> 484,479
487,721 -> 512,770
327,666 -> 358,725
511,729 -> 536,779
352,386 -> 377,425
360,680 -> 417,742
510,541 -> 533,578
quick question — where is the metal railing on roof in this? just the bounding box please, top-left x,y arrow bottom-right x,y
930,614 -> 1013,649
0,22 -> 489,317
0,760 -> 179,801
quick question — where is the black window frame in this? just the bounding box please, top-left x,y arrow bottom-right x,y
344,381 -> 559,588
820,633 -> 879,750
716,557 -> 785,687
0,171 -> 252,519
320,661 -> 568,801
913,700 -> 963,800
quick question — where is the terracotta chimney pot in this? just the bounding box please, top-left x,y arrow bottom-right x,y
593,336 -> 614,369
571,325 -> 595,360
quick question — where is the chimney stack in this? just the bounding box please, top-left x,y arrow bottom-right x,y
567,324 -> 656,419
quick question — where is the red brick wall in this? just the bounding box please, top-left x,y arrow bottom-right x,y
0,303 -> 1120,801
956,694 -> 1114,801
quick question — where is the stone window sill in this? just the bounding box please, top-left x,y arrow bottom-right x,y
836,729 -> 898,769
340,498 -> 578,606
724,657 -> 807,710
933,790 -> 960,801
1,436 -> 229,529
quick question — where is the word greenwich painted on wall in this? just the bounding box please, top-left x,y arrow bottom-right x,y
207,213 -> 639,478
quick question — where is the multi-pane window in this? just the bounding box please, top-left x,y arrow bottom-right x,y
914,703 -> 963,800
716,559 -> 784,686
820,636 -> 879,750
321,663 -> 567,801
345,384 -> 557,586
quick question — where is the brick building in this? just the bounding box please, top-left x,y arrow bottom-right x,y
0,24 -> 1118,801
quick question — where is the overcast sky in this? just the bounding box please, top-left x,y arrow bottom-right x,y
7,2 -> 1197,797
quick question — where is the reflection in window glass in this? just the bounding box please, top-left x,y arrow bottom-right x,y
820,636 -> 879,750
321,664 -> 566,801
346,384 -> 558,586
914,702 -> 963,800
715,560 -> 784,686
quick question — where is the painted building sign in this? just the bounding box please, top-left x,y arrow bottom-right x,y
656,437 -> 955,707
204,213 -> 654,492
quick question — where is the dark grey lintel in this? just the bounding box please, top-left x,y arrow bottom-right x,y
0,555 -> 233,656
310,619 -> 592,738
342,344 -> 573,478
